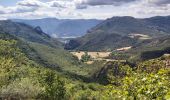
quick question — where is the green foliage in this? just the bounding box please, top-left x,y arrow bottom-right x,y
0,78 -> 43,99
42,70 -> 66,100
121,69 -> 170,99
137,59 -> 165,73
0,32 -> 169,100
107,64 -> 133,85
81,52 -> 92,62
110,52 -> 130,60
0,37 -> 66,99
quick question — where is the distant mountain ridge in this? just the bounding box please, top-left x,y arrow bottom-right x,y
0,20 -> 62,48
12,18 -> 102,38
65,16 -> 170,51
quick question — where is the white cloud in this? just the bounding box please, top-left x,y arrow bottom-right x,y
0,0 -> 169,19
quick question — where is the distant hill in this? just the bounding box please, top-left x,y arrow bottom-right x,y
127,35 -> 170,61
12,18 -> 102,38
0,20 -> 62,48
0,21 -> 89,80
65,16 -> 170,51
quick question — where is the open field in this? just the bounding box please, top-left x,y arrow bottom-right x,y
71,51 -> 126,64
71,51 -> 112,60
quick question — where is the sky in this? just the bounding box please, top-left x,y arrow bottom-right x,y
0,0 -> 170,19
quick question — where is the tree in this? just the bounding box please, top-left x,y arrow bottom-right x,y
81,52 -> 91,62
43,70 -> 66,100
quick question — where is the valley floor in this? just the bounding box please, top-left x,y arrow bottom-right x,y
71,51 -> 126,64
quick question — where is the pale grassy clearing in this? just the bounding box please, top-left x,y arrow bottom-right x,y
128,33 -> 151,40
71,51 -> 126,64
116,46 -> 132,51
71,51 -> 112,60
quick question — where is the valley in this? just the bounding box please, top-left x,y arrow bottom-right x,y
70,51 -> 127,64
0,15 -> 170,100
71,51 -> 111,60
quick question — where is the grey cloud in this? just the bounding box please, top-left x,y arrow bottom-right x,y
17,0 -> 41,7
51,2 -> 66,8
76,5 -> 87,9
79,0 -> 136,6
0,11 -> 5,14
150,0 -> 170,6
13,7 -> 37,13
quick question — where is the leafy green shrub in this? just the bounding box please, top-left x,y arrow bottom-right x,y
42,70 -> 66,100
81,52 -> 92,62
137,59 -> 165,73
110,52 -> 129,60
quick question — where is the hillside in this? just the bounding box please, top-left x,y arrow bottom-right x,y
12,18 -> 102,38
0,21 -> 93,79
127,35 -> 170,61
0,32 -> 68,99
0,32 -> 169,99
0,20 -> 62,48
0,20 -> 170,99
65,16 -> 170,51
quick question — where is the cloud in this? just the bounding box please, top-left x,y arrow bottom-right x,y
74,0 -> 136,6
0,6 -> 6,14
76,4 -> 87,9
17,0 -> 44,7
0,0 -> 170,20
13,6 -> 37,13
50,2 -> 66,8
48,0 -> 76,9
0,0 -> 47,14
149,0 -> 170,6
0,6 -> 37,14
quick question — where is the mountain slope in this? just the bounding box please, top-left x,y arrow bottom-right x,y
65,16 -> 170,51
12,18 -> 102,38
127,35 -> 170,61
0,20 -> 62,48
0,21 -> 100,81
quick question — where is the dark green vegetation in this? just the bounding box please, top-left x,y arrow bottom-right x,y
123,35 -> 170,62
0,33 -> 66,99
65,16 -> 170,51
0,16 -> 170,100
81,52 -> 92,62
0,32 -> 169,99
105,35 -> 170,62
